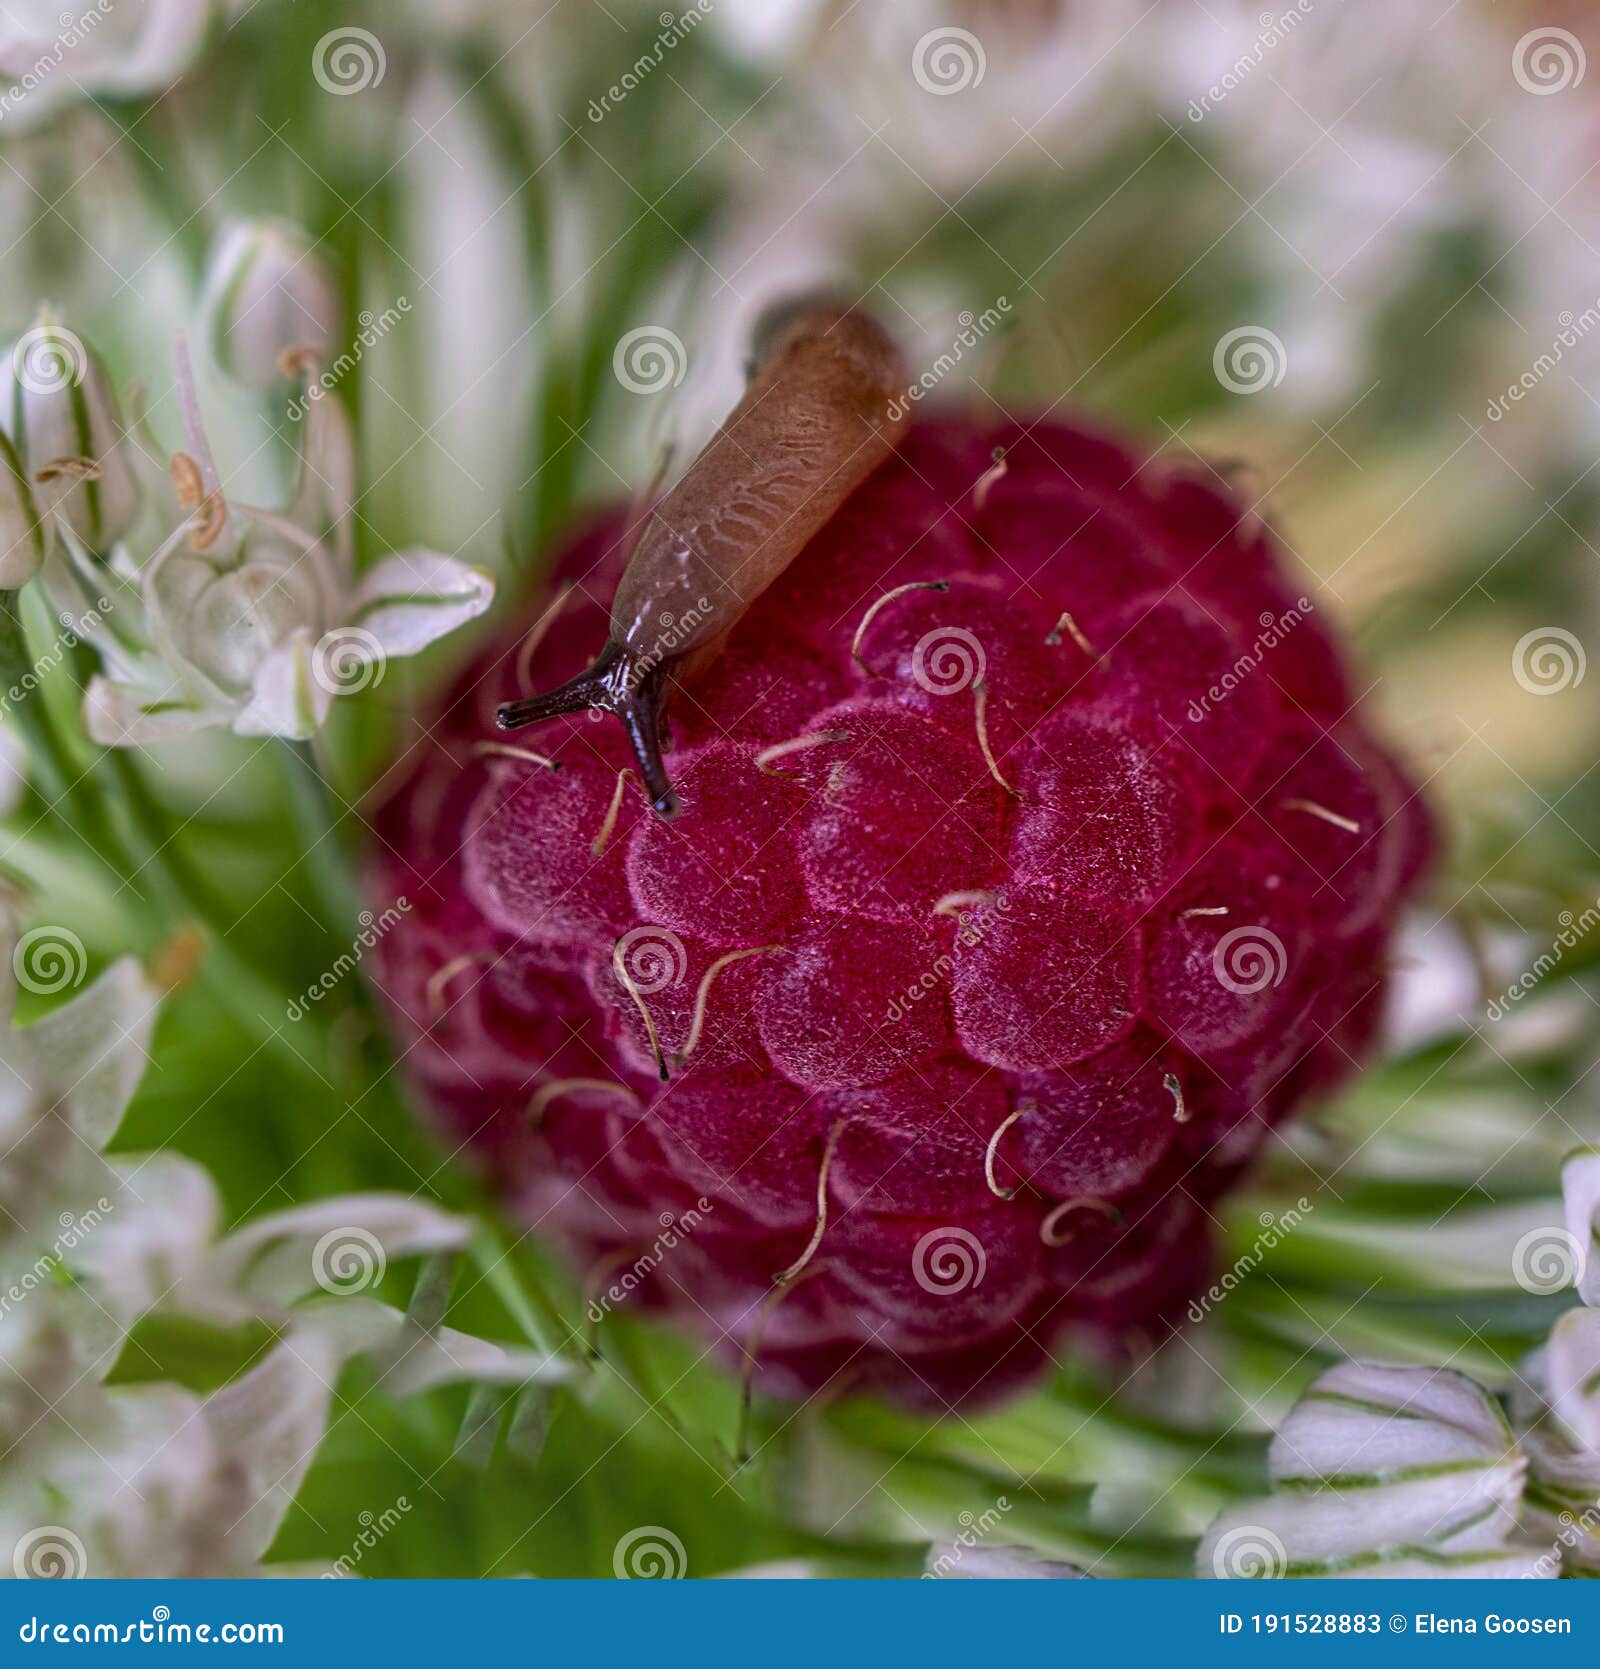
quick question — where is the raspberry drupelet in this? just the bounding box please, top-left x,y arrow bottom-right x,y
366,414 -> 1434,1410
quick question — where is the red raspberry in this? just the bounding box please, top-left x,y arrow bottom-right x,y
367,416 -> 1434,1410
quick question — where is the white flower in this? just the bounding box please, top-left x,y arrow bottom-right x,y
1198,1360 -> 1556,1578
200,217 -> 341,389
3,315 -> 140,553
0,0 -> 217,133
70,337 -> 494,744
1563,1148 -> 1600,1306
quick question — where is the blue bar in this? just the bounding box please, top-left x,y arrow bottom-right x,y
0,1580 -> 1590,1663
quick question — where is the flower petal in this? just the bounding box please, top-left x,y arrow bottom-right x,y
347,549 -> 495,658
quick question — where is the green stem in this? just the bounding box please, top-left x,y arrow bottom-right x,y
278,737 -> 364,937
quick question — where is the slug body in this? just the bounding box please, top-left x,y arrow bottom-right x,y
496,301 -> 910,817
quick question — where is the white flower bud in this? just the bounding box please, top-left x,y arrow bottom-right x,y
201,217 -> 340,388
0,427 -> 45,588
7,318 -> 140,552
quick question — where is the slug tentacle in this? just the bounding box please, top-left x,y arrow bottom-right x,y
496,641 -> 680,819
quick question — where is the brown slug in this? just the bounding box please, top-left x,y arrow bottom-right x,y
495,299 -> 910,818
